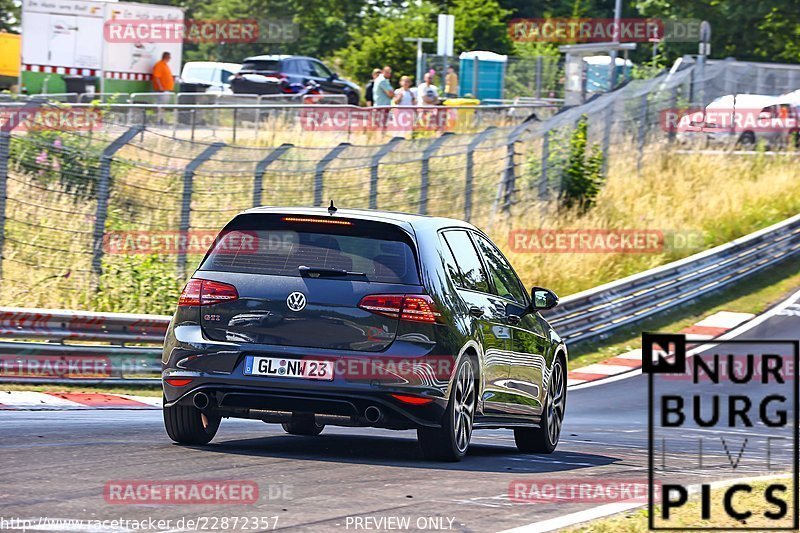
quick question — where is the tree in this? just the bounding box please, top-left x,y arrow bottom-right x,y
0,0 -> 20,33
449,0 -> 513,55
337,2 -> 438,83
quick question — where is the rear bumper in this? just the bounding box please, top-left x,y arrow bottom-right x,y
164,380 -> 447,429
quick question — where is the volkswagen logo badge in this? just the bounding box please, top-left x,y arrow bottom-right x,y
286,291 -> 307,312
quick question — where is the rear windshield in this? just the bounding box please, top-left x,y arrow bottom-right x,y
241,60 -> 281,72
199,214 -> 420,285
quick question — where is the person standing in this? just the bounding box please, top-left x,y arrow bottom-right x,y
393,76 -> 416,106
152,52 -> 175,124
373,66 -> 394,107
445,66 -> 458,98
417,72 -> 439,106
364,68 -> 381,106
152,51 -> 175,94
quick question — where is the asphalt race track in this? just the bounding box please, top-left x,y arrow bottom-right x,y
1,290 -> 798,532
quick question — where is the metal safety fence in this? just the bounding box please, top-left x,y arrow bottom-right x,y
1,57 -> 800,314
0,212 -> 797,384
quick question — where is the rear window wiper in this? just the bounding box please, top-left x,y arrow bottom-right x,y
298,265 -> 368,278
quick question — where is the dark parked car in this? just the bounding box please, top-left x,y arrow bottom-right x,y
162,207 -> 567,461
230,55 -> 360,105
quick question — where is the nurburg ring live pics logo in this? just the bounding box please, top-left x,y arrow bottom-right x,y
643,332 -> 799,530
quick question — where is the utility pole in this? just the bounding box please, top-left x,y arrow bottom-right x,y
404,37 -> 434,83
609,0 -> 622,89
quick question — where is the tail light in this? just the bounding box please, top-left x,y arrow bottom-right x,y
391,393 -> 434,405
164,377 -> 193,387
358,294 -> 441,323
178,279 -> 238,307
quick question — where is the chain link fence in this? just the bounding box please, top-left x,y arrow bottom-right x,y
1,57 -> 799,312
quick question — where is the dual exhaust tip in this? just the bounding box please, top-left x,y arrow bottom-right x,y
193,391 -> 384,425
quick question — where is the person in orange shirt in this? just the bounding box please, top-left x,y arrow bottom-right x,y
152,52 -> 175,124
152,52 -> 175,92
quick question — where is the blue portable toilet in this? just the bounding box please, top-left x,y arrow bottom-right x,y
583,55 -> 633,93
458,51 -> 507,101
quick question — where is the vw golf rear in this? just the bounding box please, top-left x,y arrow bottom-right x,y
162,207 -> 567,461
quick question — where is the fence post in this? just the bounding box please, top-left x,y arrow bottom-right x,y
501,121 -> 535,212
177,141 -> 225,279
636,93 -> 649,175
538,129 -> 550,200
91,125 -> 144,280
369,136 -> 403,209
601,102 -> 612,176
419,132 -> 453,215
314,142 -> 350,207
535,56 -> 543,99
253,143 -> 293,207
0,130 -> 10,282
464,127 -> 495,221
667,86 -> 678,145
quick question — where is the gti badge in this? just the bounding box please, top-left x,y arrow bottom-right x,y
286,291 -> 307,312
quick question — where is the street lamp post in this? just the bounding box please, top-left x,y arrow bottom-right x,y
404,37 -> 434,83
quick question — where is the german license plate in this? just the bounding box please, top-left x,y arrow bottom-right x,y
244,356 -> 334,381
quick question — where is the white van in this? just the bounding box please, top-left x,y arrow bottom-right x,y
676,94 -> 798,148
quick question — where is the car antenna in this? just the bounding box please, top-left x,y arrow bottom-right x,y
328,200 -> 337,216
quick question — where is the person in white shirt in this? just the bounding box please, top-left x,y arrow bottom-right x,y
393,76 -> 417,106
417,72 -> 440,106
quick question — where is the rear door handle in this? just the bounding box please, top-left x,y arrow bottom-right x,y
469,306 -> 484,318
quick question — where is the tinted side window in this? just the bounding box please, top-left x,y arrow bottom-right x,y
311,61 -> 332,78
443,231 -> 489,293
474,234 -> 527,304
439,235 -> 464,286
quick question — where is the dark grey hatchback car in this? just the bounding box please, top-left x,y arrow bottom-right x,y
162,207 -> 567,461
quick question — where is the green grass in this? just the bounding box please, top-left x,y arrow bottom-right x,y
567,256 -> 800,369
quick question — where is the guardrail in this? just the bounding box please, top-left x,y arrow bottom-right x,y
544,213 -> 800,343
1,214 -> 798,385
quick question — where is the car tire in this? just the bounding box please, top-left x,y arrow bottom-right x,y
163,397 -> 221,445
417,356 -> 476,462
514,357 -> 566,454
282,414 -> 324,436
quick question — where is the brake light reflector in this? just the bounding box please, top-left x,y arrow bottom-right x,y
282,216 -> 352,226
358,294 -> 441,323
391,393 -> 434,405
178,279 -> 238,307
164,378 -> 193,387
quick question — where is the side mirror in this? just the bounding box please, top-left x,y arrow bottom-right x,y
330,72 -> 340,79
530,287 -> 559,311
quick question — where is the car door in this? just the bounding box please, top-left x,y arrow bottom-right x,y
473,233 -> 550,416
309,60 -> 342,94
441,230 -> 515,415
